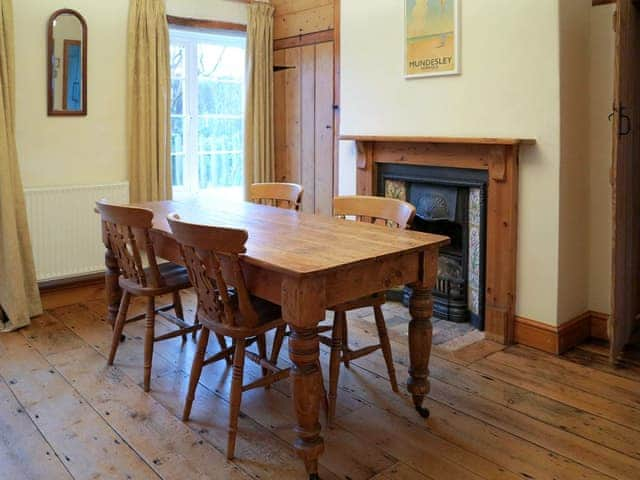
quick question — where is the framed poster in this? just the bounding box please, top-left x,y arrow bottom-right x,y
405,0 -> 460,78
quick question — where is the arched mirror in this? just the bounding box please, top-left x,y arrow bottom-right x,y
47,9 -> 87,116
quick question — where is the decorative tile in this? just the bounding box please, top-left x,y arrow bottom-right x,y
468,188 -> 481,316
385,180 -> 407,201
469,188 -> 481,227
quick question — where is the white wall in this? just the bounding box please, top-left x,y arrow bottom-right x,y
15,0 -> 246,189
340,0 -> 562,325
588,4 -> 615,315
557,0 -> 591,323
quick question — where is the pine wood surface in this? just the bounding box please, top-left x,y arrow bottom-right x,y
137,199 -> 448,277
2,292 -> 640,479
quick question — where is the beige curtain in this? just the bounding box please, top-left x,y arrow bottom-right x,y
244,2 -> 275,198
0,0 -> 42,332
127,0 -> 171,202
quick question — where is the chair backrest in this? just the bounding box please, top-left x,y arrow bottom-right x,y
95,200 -> 164,288
333,195 -> 416,229
166,213 -> 259,329
249,182 -> 303,210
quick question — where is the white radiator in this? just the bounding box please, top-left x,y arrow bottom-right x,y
24,182 -> 129,281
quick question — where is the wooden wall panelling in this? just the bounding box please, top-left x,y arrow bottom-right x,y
301,45 -> 317,213
274,30 -> 334,50
314,41 -> 335,215
272,0 -> 334,40
277,48 -> 302,184
274,48 -> 288,184
333,0 -> 340,202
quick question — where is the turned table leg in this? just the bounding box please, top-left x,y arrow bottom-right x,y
289,326 -> 324,478
283,277 -> 326,479
105,247 -> 122,326
407,249 -> 438,418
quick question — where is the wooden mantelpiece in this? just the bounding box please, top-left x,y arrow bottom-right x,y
339,135 -> 536,145
342,135 -> 536,345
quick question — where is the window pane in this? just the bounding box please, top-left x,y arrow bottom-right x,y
198,117 -> 243,152
170,45 -> 185,78
171,116 -> 184,154
198,80 -> 243,115
197,44 -> 245,82
171,79 -> 184,115
199,153 -> 243,189
171,154 -> 184,186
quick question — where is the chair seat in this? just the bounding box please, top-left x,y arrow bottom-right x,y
331,292 -> 386,312
119,262 -> 191,296
198,293 -> 284,338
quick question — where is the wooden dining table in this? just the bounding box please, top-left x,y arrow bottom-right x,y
102,197 -> 449,479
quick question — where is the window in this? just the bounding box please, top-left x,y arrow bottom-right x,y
170,27 -> 246,200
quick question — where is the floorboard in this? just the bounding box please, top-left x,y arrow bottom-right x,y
2,295 -> 639,480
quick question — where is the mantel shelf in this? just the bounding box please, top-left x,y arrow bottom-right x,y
339,135 -> 536,146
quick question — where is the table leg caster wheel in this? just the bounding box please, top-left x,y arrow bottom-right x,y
120,334 -> 126,343
416,405 -> 430,418
309,474 -> 320,480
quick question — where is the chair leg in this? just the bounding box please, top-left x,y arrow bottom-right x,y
328,311 -> 345,426
173,291 -> 186,343
108,291 -> 130,365
257,334 -> 269,387
270,325 -> 286,364
183,327 -> 210,421
215,334 -> 231,365
227,338 -> 246,460
143,297 -> 156,392
373,305 -> 398,393
192,311 -> 200,340
342,311 -> 350,369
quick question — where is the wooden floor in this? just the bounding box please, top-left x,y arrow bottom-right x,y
2,292 -> 640,480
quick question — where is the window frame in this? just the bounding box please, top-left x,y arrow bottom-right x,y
169,24 -> 247,200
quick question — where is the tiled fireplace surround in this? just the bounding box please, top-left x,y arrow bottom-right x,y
381,164 -> 488,330
343,135 -> 535,344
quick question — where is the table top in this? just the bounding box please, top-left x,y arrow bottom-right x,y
139,198 -> 449,277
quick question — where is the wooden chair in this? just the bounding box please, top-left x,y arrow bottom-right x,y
167,213 -> 290,460
96,200 -> 200,392
249,182 -> 303,210
321,195 -> 416,424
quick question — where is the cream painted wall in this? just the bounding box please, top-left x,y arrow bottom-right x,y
15,0 -> 246,189
588,4 -> 615,315
340,0 -> 562,325
166,0 -> 247,23
15,0 -> 129,188
557,0 -> 591,323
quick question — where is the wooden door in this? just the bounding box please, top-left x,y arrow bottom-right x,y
274,42 -> 335,215
610,0 -> 640,362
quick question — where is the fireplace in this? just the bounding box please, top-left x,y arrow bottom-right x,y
344,135 -> 535,344
379,164 -> 488,329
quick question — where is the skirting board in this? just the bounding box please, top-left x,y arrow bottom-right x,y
39,272 -> 105,311
514,311 -> 609,355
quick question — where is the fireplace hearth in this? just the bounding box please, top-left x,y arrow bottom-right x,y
380,164 -> 488,329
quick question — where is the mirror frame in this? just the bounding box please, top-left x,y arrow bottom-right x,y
47,9 -> 87,116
